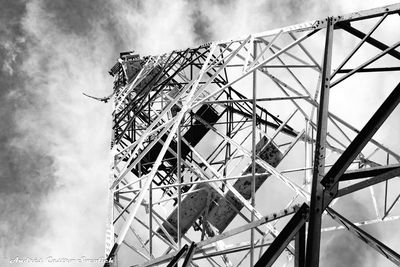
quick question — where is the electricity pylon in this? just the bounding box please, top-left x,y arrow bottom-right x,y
103,4 -> 400,266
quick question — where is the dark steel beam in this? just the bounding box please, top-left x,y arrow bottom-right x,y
338,23 -> 400,61
326,207 -> 400,265
255,203 -> 309,267
305,17 -> 334,267
340,164 -> 400,181
294,224 -> 306,267
167,244 -> 189,267
337,167 -> 400,197
321,82 -> 400,192
182,242 -> 197,267
337,67 -> 400,73
104,243 -> 118,267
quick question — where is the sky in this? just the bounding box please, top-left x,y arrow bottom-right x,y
0,0 -> 399,267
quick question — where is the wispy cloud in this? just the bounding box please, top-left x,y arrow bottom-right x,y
0,0 -> 196,266
0,0 -> 117,264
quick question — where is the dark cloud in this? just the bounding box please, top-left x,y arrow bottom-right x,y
0,1 -> 26,76
44,0 -> 111,35
191,10 -> 213,43
186,0 -> 237,43
0,0 -> 140,260
39,0 -> 128,62
322,232 -> 371,267
0,0 -> 118,259
263,0 -> 335,26
0,150 -> 56,254
184,0 -> 213,43
209,0 -> 233,7
0,0 -> 58,258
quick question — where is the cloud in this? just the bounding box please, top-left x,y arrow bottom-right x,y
0,0 -> 197,266
321,198 -> 380,267
0,0 -> 58,261
322,232 -> 372,267
184,0 -> 338,42
0,0 -> 116,264
191,9 -> 213,44
113,0 -> 196,54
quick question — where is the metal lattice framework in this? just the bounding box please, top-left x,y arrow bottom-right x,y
102,4 -> 400,267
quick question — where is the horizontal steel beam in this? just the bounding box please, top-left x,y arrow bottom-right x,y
336,3 -> 400,23
338,167 -> 400,197
192,241 -> 273,260
202,96 -> 309,104
196,205 -> 300,249
337,67 -> 400,73
340,164 -> 400,181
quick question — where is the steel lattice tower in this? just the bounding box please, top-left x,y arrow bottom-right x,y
102,4 -> 400,267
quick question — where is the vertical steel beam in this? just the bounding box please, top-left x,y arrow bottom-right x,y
177,120 -> 182,249
305,17 -> 334,267
149,177 -> 153,257
295,224 -> 306,267
384,153 -> 389,214
105,100 -> 117,267
251,38 -> 257,267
